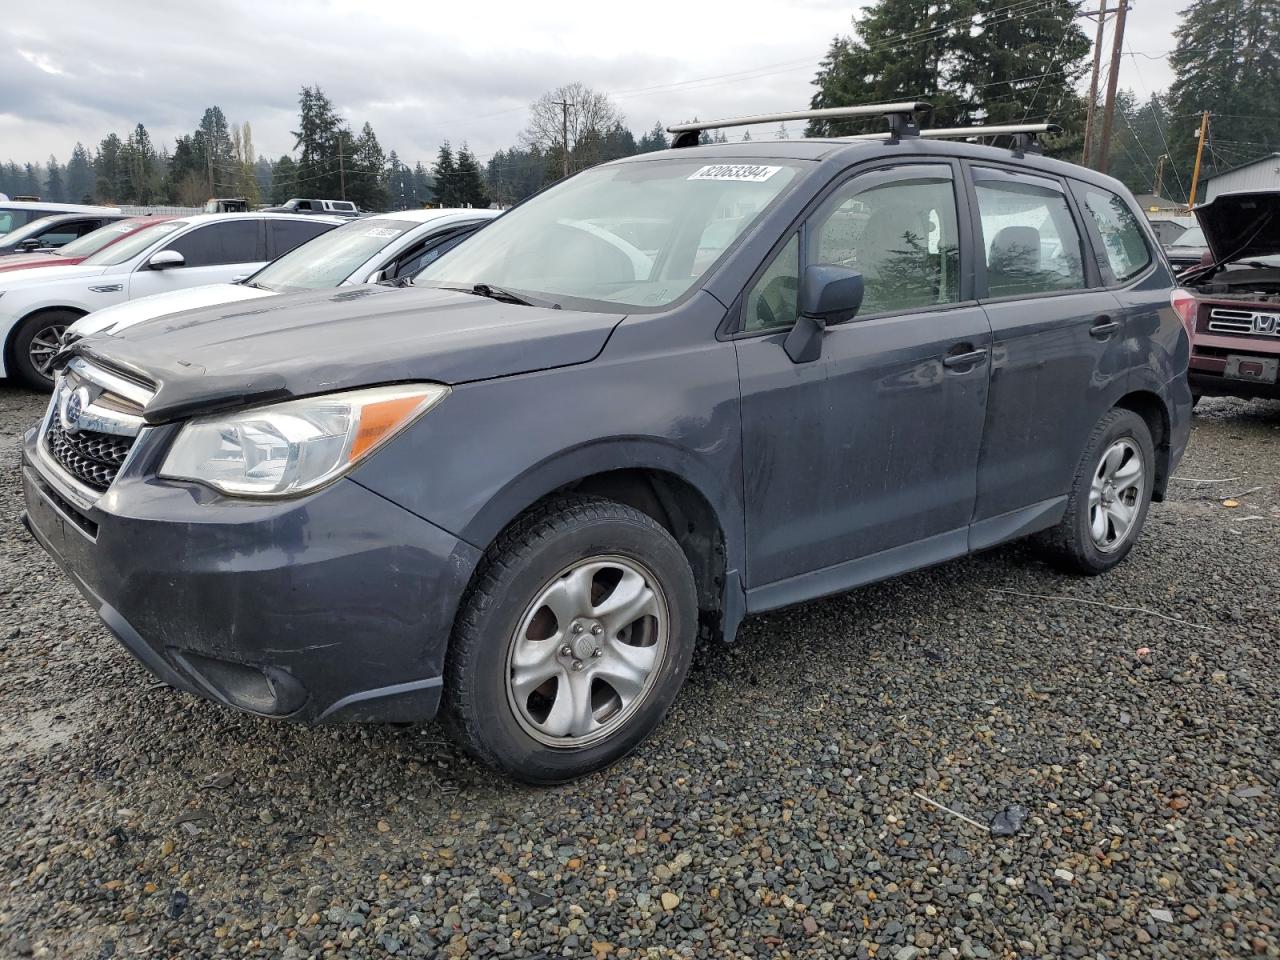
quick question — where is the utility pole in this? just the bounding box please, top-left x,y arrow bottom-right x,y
552,99 -> 572,177
1188,111 -> 1210,207
1096,0 -> 1129,174
1154,154 -> 1166,198
338,130 -> 347,201
1081,0 -> 1108,167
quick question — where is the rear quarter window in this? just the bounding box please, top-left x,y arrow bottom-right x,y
1077,185 -> 1153,283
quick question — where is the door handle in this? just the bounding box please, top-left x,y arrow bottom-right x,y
1089,317 -> 1121,339
942,347 -> 988,369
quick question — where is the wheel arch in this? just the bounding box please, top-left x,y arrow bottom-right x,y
462,442 -> 746,646
1114,390 -> 1171,501
4,304 -> 87,372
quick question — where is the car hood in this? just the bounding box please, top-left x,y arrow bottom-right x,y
0,262 -> 109,291
70,283 -> 269,337
69,284 -> 625,423
0,252 -> 84,272
1195,191 -> 1280,263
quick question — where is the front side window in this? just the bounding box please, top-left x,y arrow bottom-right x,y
417,158 -> 802,311
811,165 -> 961,315
1080,186 -> 1152,282
973,170 -> 1086,297
168,220 -> 263,267
83,220 -> 187,266
253,217 -> 414,292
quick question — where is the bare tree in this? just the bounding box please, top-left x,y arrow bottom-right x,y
523,83 -> 623,164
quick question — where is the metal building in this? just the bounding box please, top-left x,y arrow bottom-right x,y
1204,153 -> 1280,201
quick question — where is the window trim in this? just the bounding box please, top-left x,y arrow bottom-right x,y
724,157 -> 979,340
1067,179 -> 1159,289
961,160 -> 1103,304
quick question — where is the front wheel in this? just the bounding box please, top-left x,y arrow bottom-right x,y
1038,408 -> 1156,575
442,496 -> 698,783
10,309 -> 76,390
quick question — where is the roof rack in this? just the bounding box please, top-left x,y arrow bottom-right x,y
666,102 -> 929,148
844,122 -> 1063,157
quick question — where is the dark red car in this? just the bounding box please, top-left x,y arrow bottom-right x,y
0,216 -> 174,274
1175,191 -> 1280,401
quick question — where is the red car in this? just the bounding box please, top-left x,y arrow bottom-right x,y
0,216 -> 174,274
1176,191 -> 1280,402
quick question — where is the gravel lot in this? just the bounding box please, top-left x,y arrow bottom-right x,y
1,385 -> 1277,960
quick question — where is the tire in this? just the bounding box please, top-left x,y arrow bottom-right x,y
442,495 -> 698,784
1039,408 -> 1156,575
10,309 -> 76,391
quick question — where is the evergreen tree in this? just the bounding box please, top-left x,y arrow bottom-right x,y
292,85 -> 344,197
1167,0 -> 1280,185
65,143 -> 95,203
254,155 -> 273,200
386,151 -> 415,209
413,161 -> 433,206
94,134 -> 125,201
23,163 -> 42,197
349,122 -> 389,210
121,123 -> 159,203
44,156 -> 65,202
636,122 -> 669,153
271,155 -> 299,203
433,142 -> 458,206
454,143 -> 489,208
195,106 -> 234,194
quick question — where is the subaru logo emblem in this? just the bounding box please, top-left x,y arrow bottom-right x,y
60,385 -> 92,435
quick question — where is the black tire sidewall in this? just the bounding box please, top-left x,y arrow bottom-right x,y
451,505 -> 697,783
1070,410 -> 1156,572
11,310 -> 74,390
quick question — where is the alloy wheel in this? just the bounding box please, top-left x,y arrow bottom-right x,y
1088,438 -> 1145,553
28,322 -> 68,380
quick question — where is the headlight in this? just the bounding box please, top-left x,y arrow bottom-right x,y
160,383 -> 449,497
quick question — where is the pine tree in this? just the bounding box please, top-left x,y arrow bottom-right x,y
44,156 -> 65,202
637,122 -> 669,153
65,143 -> 94,202
349,122 -> 389,210
433,142 -> 458,206
121,123 -> 159,203
292,86 -> 344,198
254,155 -> 273,201
454,143 -> 489,208
195,106 -> 234,195
271,155 -> 298,203
22,163 -> 42,197
413,161 -> 433,206
1167,0 -> 1280,185
94,134 -> 124,201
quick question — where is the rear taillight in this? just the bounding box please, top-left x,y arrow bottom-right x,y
1170,288 -> 1199,341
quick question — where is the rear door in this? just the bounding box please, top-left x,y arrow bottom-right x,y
966,164 -> 1128,538
736,161 -> 993,593
128,219 -> 267,298
266,218 -> 336,260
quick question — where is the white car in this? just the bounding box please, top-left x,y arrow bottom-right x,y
0,212 -> 341,388
67,208 -> 500,343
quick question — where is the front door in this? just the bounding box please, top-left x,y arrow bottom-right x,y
128,220 -> 267,300
735,162 -> 992,597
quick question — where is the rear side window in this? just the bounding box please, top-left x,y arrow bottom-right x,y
36,219 -> 101,247
394,225 -> 482,279
1079,186 -> 1152,282
169,220 -> 264,267
268,219 -> 335,258
973,170 -> 1086,297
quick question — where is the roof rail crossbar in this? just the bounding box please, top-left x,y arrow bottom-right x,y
844,122 -> 1061,157
667,102 -> 929,148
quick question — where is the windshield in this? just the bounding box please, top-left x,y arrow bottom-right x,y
1,215 -> 66,246
251,217 -> 416,292
417,158 -> 802,310
1175,226 -> 1206,247
56,220 -> 149,258
82,220 -> 186,267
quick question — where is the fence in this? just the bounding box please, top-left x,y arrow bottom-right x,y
117,204 -> 202,217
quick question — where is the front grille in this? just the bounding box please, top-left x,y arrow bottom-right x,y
45,419 -> 135,492
1208,307 -> 1280,337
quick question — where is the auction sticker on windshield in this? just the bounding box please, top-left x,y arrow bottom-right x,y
363,227 -> 404,239
688,164 -> 781,183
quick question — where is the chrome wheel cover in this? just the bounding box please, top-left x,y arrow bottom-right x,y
505,555 -> 668,748
1088,438 -> 1145,553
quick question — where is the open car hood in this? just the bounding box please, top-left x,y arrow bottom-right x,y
1195,191 -> 1280,264
67,284 -> 625,423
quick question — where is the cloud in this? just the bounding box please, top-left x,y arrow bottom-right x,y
1,0 -> 1183,166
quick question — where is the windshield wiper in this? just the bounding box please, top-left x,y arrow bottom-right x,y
469,282 -> 535,306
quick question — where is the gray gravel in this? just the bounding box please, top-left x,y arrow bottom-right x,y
2,385 -> 1278,959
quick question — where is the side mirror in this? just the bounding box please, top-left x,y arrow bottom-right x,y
783,264 -> 865,364
19,238 -> 42,251
148,249 -> 185,270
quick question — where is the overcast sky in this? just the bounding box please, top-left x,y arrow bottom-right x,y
1,0 -> 1188,168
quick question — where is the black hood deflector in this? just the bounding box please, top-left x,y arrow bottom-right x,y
69,284 -> 624,422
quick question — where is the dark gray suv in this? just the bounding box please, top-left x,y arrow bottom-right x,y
21,106 -> 1192,782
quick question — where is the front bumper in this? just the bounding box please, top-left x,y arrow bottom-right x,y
20,425 -> 481,723
1189,330 -> 1280,399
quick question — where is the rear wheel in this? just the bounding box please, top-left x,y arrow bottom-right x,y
442,496 -> 697,783
1039,408 -> 1155,575
10,310 -> 76,390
